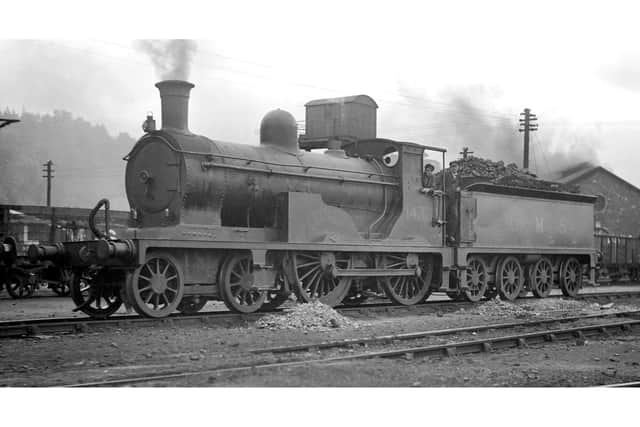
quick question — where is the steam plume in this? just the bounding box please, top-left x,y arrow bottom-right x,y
136,39 -> 198,80
387,85 -> 601,179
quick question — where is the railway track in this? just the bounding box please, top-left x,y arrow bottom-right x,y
1,290 -> 639,339
62,309 -> 640,387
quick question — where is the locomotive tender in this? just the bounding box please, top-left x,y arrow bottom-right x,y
28,80 -> 597,319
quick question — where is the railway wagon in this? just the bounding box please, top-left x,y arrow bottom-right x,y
594,234 -> 640,282
453,183 -> 596,301
0,204 -> 128,297
28,79 -> 597,319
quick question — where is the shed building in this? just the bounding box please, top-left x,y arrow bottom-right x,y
556,163 -> 640,236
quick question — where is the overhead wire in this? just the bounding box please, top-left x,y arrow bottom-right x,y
83,39 -> 516,122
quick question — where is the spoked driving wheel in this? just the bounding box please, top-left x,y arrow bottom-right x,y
378,253 -> 432,305
463,256 -> 488,302
529,257 -> 553,298
5,272 -> 35,299
70,268 -> 123,319
560,257 -> 583,297
497,256 -> 524,301
176,296 -> 208,314
290,252 -> 351,307
219,252 -> 266,313
127,253 -> 185,318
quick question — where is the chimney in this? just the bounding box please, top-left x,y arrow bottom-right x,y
155,80 -> 195,133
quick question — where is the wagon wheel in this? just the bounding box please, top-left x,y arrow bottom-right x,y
70,269 -> 123,319
378,253 -> 432,306
51,268 -> 72,297
176,296 -> 208,314
219,252 -> 266,313
560,257 -> 583,297
290,252 -> 351,307
496,256 -> 524,301
260,272 -> 289,311
5,272 -> 35,299
127,254 -> 185,318
529,257 -> 553,298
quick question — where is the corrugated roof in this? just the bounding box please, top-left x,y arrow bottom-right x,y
305,95 -> 378,108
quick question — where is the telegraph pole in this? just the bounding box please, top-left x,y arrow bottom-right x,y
518,108 -> 538,171
42,160 -> 54,207
459,147 -> 474,160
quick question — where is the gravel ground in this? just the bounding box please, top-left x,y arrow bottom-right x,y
1,294 -> 639,387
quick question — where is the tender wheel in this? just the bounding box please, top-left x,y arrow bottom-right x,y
260,272 -> 289,311
219,252 -> 266,313
463,256 -> 488,302
51,268 -> 72,297
496,256 -> 524,301
70,269 -> 123,319
176,296 -> 208,314
378,253 -> 432,306
529,257 -> 553,298
5,272 -> 35,299
290,252 -> 351,307
560,257 -> 583,297
128,254 -> 185,318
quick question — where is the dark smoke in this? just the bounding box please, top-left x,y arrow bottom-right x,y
385,85 -> 601,179
135,39 -> 198,80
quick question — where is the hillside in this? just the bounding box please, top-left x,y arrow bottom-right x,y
0,109 -> 135,210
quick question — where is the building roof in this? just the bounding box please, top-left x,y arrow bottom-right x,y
305,95 -> 378,108
556,163 -> 640,196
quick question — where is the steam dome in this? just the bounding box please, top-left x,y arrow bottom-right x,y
259,109 -> 298,152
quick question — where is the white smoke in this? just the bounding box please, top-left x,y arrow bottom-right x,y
135,39 -> 198,80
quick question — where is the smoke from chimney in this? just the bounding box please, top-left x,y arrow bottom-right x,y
385,85 -> 601,179
136,39 -> 198,80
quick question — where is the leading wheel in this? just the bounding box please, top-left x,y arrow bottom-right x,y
70,269 -> 123,319
290,252 -> 351,307
560,257 -> 582,297
219,252 -> 266,313
378,253 -> 432,306
529,257 -> 553,298
5,272 -> 35,299
497,256 -> 524,301
127,253 -> 185,318
463,256 -> 488,302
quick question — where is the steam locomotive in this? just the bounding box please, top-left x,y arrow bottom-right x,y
26,80 -> 597,319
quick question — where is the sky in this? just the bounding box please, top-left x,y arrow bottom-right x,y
1,0 -> 640,184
